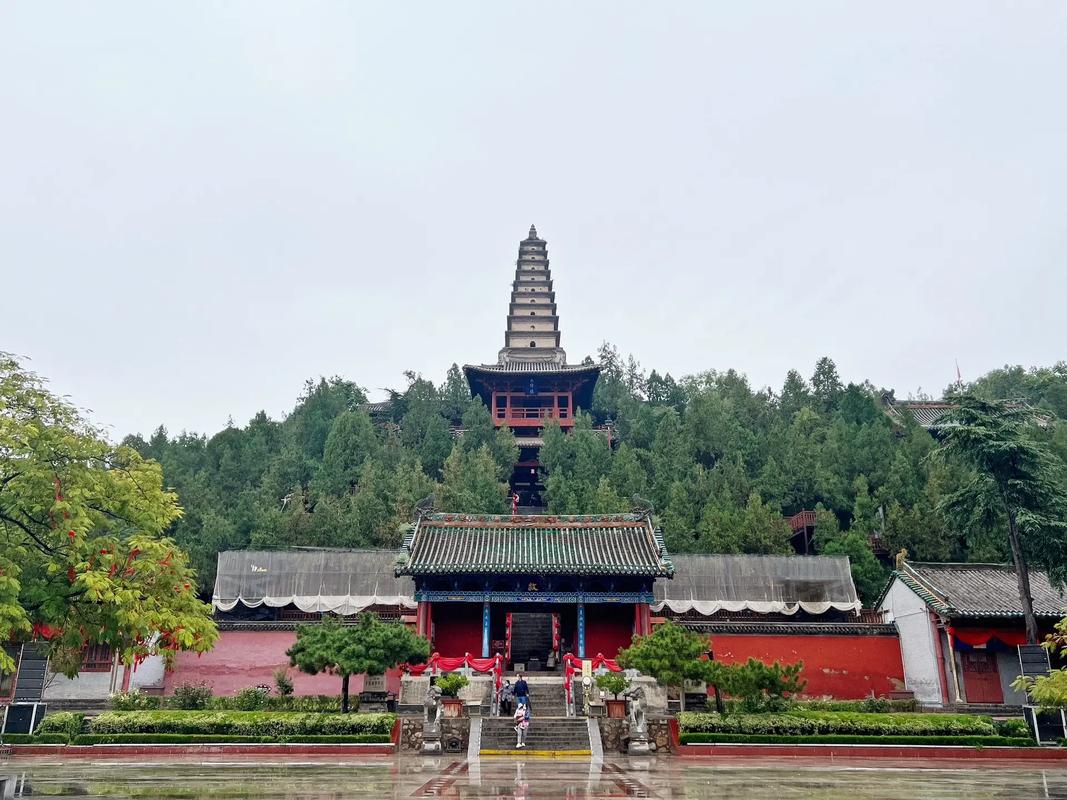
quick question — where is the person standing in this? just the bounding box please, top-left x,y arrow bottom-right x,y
500,680 -> 515,716
514,672 -> 530,710
513,701 -> 529,749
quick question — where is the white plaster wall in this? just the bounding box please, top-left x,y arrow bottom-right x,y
43,668 -> 116,701
129,654 -> 166,692
880,578 -> 944,704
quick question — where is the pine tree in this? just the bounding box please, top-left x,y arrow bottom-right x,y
937,396 -> 1067,643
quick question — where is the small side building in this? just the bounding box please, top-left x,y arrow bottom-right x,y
659,554 -> 905,698
879,560 -> 1067,706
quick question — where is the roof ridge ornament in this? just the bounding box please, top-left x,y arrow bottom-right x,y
528,224 -> 538,239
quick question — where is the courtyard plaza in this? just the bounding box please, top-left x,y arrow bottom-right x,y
5,755 -> 1067,799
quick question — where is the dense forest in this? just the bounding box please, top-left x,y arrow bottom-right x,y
124,349 -> 1067,604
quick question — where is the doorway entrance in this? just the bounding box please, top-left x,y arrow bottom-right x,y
960,650 -> 1004,704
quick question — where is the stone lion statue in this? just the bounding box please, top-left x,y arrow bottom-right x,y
624,684 -> 647,736
424,684 -> 443,732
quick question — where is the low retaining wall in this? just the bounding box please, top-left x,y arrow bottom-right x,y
6,742 -> 396,758
675,742 -> 1067,761
398,716 -> 470,752
597,718 -> 672,754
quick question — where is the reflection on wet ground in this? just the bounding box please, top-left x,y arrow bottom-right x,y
3,755 -> 1067,799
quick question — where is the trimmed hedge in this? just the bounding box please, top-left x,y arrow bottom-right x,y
109,692 -> 348,713
993,718 -> 1032,738
88,711 -> 396,737
794,698 -> 919,713
72,733 -> 392,745
35,712 -> 85,738
679,732 -> 1035,747
678,711 -> 996,737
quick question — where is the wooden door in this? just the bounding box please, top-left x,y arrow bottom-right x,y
960,650 -> 1004,704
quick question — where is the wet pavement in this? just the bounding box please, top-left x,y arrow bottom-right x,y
3,755 -> 1067,799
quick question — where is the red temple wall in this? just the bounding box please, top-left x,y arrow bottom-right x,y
432,603 -> 483,657
163,631 -> 402,698
711,634 -> 905,699
585,605 -> 636,659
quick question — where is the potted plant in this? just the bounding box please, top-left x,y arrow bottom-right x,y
596,673 -> 630,719
436,673 -> 470,718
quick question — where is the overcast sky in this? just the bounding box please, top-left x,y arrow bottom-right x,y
2,3 -> 1065,440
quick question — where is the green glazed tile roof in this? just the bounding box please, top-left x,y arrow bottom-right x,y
397,513 -> 673,577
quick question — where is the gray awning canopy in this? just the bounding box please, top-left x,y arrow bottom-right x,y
653,554 -> 861,616
213,550 -> 416,614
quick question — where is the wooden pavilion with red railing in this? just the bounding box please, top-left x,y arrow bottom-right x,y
463,225 -> 601,506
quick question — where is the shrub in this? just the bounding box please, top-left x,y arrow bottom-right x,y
88,710 -> 397,737
261,694 -> 344,713
713,658 -> 806,713
679,732 -> 1034,747
797,698 -> 919,713
993,718 -> 1033,739
171,682 -> 213,710
230,686 -> 270,711
435,673 -> 469,698
110,691 -> 162,711
677,711 -> 996,737
35,712 -> 84,738
274,669 -> 294,697
596,673 -> 630,700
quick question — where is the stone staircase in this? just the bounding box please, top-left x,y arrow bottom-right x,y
518,678 -> 567,716
480,716 -> 590,754
482,677 -> 588,754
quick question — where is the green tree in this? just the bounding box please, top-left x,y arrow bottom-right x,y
813,504 -> 887,606
937,396 -> 1067,643
439,364 -> 472,424
811,357 -> 844,413
0,354 -> 218,676
779,369 -> 812,419
617,621 -> 712,711
287,614 -> 429,712
438,445 -> 508,514
313,410 -> 379,496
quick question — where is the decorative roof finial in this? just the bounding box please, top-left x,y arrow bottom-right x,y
528,224 -> 538,240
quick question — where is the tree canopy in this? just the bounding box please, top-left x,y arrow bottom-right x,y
122,349 -> 1067,607
0,354 -> 217,676
617,620 -> 713,711
286,614 -> 429,712
937,396 -> 1067,642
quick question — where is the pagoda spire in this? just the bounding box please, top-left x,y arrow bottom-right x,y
499,226 -> 564,365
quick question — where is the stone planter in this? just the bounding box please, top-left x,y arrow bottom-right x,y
605,699 -> 627,719
442,697 -> 465,718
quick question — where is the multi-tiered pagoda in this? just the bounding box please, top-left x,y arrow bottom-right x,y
464,226 -> 600,504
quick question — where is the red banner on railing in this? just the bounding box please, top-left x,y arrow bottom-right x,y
403,652 -> 505,690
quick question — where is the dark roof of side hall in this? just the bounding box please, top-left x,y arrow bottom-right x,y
888,561 -> 1067,618
397,513 -> 673,578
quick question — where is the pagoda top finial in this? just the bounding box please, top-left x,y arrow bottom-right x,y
527,224 -> 538,240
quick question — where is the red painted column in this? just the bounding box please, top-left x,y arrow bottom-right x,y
633,603 -> 651,637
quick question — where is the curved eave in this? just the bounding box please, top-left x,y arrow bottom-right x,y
400,565 -> 672,577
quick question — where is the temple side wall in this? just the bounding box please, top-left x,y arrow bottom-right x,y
163,630 -> 400,699
880,578 -> 944,704
711,633 -> 905,699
